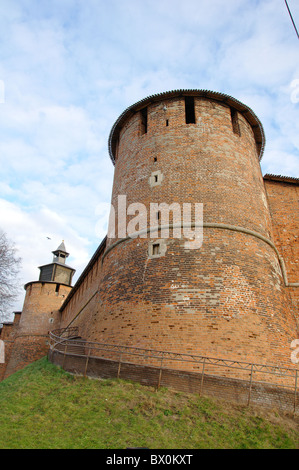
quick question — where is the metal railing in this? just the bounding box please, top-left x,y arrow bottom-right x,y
49,328 -> 299,413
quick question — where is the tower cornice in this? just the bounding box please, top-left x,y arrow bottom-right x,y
108,89 -> 265,164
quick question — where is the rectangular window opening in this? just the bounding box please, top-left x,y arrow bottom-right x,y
154,156 -> 157,162
152,243 -> 160,255
140,107 -> 148,134
55,284 -> 60,293
166,119 -> 169,126
114,137 -> 119,160
154,174 -> 158,183
185,96 -> 196,124
230,108 -> 241,136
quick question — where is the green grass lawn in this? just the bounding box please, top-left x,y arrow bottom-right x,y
0,357 -> 298,449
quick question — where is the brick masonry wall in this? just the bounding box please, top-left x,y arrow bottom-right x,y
2,282 -> 72,379
264,179 -> 299,313
0,314 -> 22,380
59,248 -> 105,330
108,97 -> 273,244
18,282 -> 70,334
76,232 -> 297,369
58,93 -> 298,384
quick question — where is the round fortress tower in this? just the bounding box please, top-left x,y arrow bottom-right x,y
4,242 -> 75,378
85,90 -> 298,368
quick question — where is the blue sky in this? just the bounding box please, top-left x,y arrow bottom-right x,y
0,0 -> 298,314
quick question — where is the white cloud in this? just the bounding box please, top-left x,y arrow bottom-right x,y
0,198 -> 91,316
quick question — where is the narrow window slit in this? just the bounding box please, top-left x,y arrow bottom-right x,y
230,108 -> 241,136
185,96 -> 196,124
152,243 -> 160,255
140,107 -> 148,134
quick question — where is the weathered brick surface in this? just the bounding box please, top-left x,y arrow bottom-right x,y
0,315 -> 21,381
58,92 -> 298,382
1,89 -> 295,412
68,233 -> 297,369
2,282 -> 71,379
264,177 -> 299,312
108,97 -> 272,243
59,248 -> 105,329
4,335 -> 50,378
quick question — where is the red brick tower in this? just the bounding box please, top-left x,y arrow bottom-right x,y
63,90 -> 299,370
3,242 -> 75,378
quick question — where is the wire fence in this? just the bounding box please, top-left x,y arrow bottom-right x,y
49,327 -> 299,414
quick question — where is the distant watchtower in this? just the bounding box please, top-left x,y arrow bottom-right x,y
39,241 -> 75,286
3,241 -> 75,379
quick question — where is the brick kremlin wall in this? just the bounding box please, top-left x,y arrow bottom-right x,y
0,313 -> 21,381
1,282 -> 72,379
2,90 -> 297,392
58,91 -> 299,382
264,176 -> 299,313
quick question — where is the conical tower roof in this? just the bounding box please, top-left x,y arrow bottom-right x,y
56,241 -> 67,252
52,240 -> 69,258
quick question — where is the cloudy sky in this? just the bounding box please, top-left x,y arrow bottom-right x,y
0,0 -> 298,316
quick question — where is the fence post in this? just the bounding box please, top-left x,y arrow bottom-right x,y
157,353 -> 164,390
117,353 -> 122,379
199,358 -> 206,397
62,343 -> 68,370
84,347 -> 91,377
294,370 -> 298,414
247,364 -> 254,406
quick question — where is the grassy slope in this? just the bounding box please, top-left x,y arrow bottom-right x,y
0,357 -> 298,449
